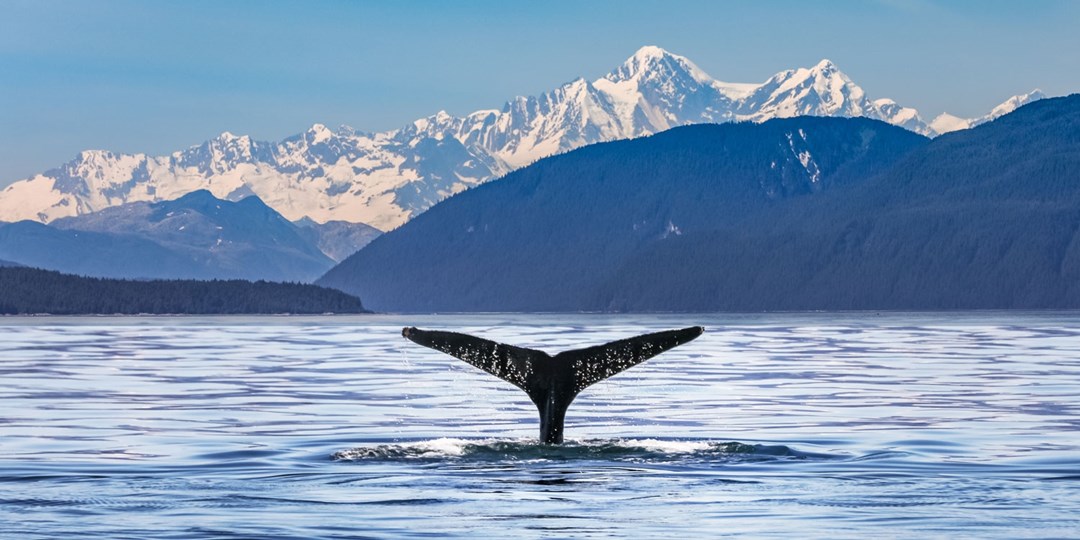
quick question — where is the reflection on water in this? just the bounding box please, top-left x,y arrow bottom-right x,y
1,313 -> 1079,538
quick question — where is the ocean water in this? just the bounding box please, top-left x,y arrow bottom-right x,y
1,313 -> 1078,538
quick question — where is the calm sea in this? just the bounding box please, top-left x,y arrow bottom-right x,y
2,313 -> 1078,538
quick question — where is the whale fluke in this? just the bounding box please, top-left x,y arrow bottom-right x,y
401,326 -> 704,444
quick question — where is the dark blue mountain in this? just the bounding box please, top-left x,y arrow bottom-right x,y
318,116 -> 930,311
1,191 -> 335,281
0,220 -> 201,279
598,94 -> 1080,310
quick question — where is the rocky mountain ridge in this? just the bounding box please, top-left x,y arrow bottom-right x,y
0,46 -> 1043,229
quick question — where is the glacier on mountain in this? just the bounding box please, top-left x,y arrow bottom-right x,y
0,46 -> 1045,229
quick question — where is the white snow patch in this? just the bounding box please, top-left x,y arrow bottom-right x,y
929,113 -> 971,134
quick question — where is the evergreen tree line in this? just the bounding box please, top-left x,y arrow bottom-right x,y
0,267 -> 367,314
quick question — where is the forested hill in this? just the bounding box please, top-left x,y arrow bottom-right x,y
597,94 -> 1080,311
319,95 -> 1080,312
0,266 -> 367,315
318,116 -> 929,311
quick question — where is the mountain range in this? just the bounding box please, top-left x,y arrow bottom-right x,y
318,94 -> 1080,312
927,89 -> 1046,134
0,190 -> 378,282
0,46 -> 1044,231
318,116 -> 930,311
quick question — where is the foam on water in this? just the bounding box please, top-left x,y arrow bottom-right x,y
331,437 -> 831,462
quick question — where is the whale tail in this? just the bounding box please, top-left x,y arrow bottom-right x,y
401,326 -> 704,443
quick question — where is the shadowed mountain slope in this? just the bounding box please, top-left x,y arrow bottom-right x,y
319,117 -> 929,311
596,94 -> 1080,310
1,191 -> 335,281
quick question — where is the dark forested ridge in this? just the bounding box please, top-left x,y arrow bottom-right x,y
319,95 -> 1080,312
598,95 -> 1080,310
318,116 -> 929,311
0,266 -> 367,314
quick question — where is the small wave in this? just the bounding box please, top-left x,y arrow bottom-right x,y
331,438 -> 833,463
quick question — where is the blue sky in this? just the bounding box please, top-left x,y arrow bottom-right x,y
1,0 -> 1078,185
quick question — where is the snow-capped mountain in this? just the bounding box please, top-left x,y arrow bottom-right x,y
928,89 -> 1047,135
0,46 -> 1046,229
0,126 -> 497,230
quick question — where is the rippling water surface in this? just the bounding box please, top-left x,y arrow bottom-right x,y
2,313 -> 1079,538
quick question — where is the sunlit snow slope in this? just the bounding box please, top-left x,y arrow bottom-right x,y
0,47 -> 1043,229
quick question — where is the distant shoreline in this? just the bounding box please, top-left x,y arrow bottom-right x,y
0,266 -> 368,315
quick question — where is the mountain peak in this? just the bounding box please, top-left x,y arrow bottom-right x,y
305,123 -> 333,144
930,89 -> 1050,135
798,59 -> 850,84
631,45 -> 671,61
765,59 -> 851,90
929,112 -> 971,134
77,149 -> 116,161
408,110 -> 459,136
741,58 -> 867,121
615,45 -> 679,77
170,188 -> 221,209
211,131 -> 253,148
606,45 -> 713,86
988,89 -> 1047,119
812,58 -> 839,72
